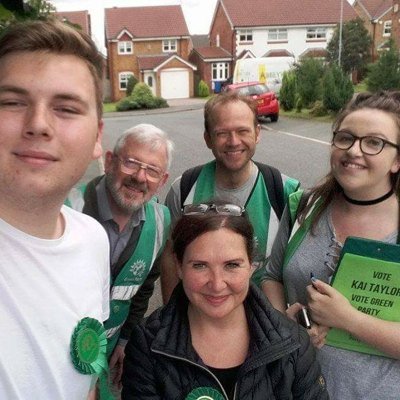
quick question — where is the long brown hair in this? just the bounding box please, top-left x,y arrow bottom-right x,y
299,91 -> 400,227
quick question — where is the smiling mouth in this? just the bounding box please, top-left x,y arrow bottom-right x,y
14,151 -> 57,165
204,294 -> 230,305
342,161 -> 365,170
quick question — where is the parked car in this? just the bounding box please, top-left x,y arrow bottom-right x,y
223,81 -> 279,122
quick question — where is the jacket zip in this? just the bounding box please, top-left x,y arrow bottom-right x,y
151,348 -> 231,399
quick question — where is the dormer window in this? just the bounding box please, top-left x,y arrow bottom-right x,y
163,39 -> 177,52
118,41 -> 133,55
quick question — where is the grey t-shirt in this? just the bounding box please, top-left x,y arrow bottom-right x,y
164,163 -> 258,225
264,205 -> 400,400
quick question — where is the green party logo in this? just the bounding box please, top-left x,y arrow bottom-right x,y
186,387 -> 225,400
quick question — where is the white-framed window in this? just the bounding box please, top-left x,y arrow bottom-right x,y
118,41 -> 133,55
238,29 -> 253,42
268,28 -> 287,41
212,62 -> 229,80
119,72 -> 134,91
306,27 -> 327,40
163,39 -> 177,52
383,20 -> 392,37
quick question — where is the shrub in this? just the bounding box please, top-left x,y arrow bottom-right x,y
309,100 -> 328,117
115,83 -> 169,111
294,58 -> 324,107
198,80 -> 210,97
126,75 -> 138,96
366,40 -> 400,91
116,97 -> 140,112
279,70 -> 296,111
322,64 -> 354,113
131,83 -> 154,106
295,95 -> 303,113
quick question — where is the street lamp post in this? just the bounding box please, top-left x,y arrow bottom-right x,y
338,0 -> 344,66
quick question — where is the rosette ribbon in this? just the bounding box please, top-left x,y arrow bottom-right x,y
186,387 -> 225,400
70,317 -> 114,400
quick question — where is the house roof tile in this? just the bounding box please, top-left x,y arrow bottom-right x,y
137,55 -> 170,70
105,5 -> 189,40
194,46 -> 232,59
356,0 -> 392,19
219,0 -> 358,27
54,10 -> 90,35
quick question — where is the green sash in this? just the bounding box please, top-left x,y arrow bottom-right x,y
104,202 -> 159,354
193,161 -> 270,286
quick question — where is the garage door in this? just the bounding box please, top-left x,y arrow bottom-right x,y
160,69 -> 189,99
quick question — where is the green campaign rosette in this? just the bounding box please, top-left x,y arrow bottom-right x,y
70,317 -> 114,400
186,387 -> 225,400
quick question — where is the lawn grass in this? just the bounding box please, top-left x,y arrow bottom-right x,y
103,102 -> 117,113
280,108 -> 335,123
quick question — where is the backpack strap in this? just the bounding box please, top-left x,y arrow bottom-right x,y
254,161 -> 284,220
179,164 -> 204,207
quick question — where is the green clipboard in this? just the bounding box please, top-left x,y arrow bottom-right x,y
326,236 -> 400,358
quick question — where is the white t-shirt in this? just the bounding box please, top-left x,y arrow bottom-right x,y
0,206 -> 110,400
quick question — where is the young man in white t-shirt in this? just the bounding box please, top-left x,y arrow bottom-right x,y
0,20 -> 110,399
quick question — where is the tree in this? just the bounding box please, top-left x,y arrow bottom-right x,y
279,70 -> 296,111
294,57 -> 325,107
0,0 -> 55,32
327,18 -> 372,75
126,75 -> 138,96
366,40 -> 400,91
322,64 -> 354,112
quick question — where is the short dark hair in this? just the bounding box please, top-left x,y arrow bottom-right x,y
172,201 -> 254,264
0,19 -> 104,118
204,91 -> 258,133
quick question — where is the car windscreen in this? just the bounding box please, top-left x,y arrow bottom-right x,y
237,84 -> 270,96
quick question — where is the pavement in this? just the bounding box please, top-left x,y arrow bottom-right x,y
104,97 -> 208,118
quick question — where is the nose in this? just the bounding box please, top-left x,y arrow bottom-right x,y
208,268 -> 227,292
23,104 -> 52,139
227,131 -> 241,146
134,166 -> 148,182
346,138 -> 363,156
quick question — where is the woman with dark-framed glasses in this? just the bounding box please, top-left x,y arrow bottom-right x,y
121,201 -> 328,399
262,91 -> 400,400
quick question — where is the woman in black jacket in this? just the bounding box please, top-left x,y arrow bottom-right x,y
122,202 -> 329,399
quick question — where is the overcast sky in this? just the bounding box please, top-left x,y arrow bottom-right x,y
50,0 -> 218,54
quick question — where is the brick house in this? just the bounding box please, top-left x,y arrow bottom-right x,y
105,5 -> 196,101
194,0 -> 357,91
393,0 -> 400,48
353,0 -> 394,60
53,10 -> 91,35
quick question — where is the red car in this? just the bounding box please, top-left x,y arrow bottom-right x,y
223,81 -> 279,122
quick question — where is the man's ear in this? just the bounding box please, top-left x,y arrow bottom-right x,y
157,172 -> 169,191
92,120 -> 104,160
104,151 -> 114,173
204,130 -> 213,149
255,123 -> 261,144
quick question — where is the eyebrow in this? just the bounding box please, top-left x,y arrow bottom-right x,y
0,85 -> 89,109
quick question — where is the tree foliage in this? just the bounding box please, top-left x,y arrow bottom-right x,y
0,0 -> 55,33
366,40 -> 400,91
323,64 -> 354,112
327,18 -> 372,75
294,57 -> 324,107
279,70 -> 296,111
126,75 -> 139,96
198,80 -> 210,97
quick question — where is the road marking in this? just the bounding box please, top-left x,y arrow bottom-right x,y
263,125 -> 331,146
